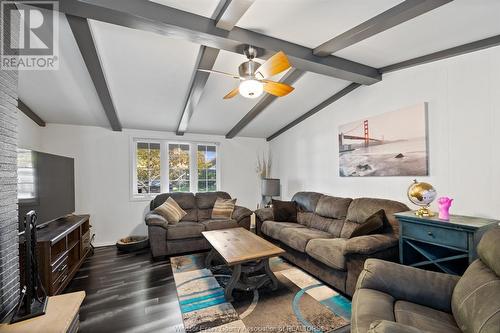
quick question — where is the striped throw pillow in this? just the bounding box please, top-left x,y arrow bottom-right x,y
211,198 -> 237,219
154,197 -> 187,224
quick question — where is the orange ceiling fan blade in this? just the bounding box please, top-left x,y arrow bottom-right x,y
255,51 -> 291,79
197,68 -> 240,79
263,80 -> 294,97
223,87 -> 240,99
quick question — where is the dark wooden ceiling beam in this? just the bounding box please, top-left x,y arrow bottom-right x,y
380,34 -> 500,73
313,0 -> 453,56
66,14 -> 122,131
17,99 -> 46,127
225,69 -> 304,139
214,0 -> 255,31
176,0 -> 254,135
266,83 -> 361,141
46,0 -> 380,85
176,46 -> 220,135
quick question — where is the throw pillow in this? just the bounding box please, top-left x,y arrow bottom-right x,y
154,197 -> 187,224
272,199 -> 297,222
211,197 -> 237,219
349,209 -> 385,238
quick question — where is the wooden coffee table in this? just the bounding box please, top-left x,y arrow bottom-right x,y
202,227 -> 285,301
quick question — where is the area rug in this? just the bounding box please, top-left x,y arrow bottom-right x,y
171,253 -> 351,333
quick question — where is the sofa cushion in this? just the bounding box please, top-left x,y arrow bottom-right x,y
351,288 -> 395,333
306,214 -> 344,237
346,198 -> 409,234
261,221 -> 305,239
297,211 -> 314,226
166,221 -> 205,240
201,219 -> 238,231
306,238 -> 347,270
196,191 -> 231,209
211,197 -> 236,219
315,196 -> 352,219
150,192 -> 198,222
197,192 -> 231,221
452,259 -> 500,333
477,227 -> 500,276
395,301 -> 460,333
349,209 -> 385,238
278,227 -> 333,252
272,199 -> 297,222
154,197 -> 187,224
292,192 -> 323,212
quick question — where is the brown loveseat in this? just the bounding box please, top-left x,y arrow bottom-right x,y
146,191 -> 252,258
352,227 -> 500,333
255,192 -> 409,296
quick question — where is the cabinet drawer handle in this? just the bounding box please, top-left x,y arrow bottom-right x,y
58,264 -> 67,273
427,231 -> 434,237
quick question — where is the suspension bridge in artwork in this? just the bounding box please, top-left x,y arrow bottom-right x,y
339,120 -> 384,152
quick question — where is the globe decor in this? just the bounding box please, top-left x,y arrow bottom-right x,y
407,179 -> 437,217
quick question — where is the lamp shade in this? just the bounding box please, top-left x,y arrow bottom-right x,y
261,178 -> 280,197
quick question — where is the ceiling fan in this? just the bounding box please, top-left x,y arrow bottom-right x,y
198,46 -> 294,100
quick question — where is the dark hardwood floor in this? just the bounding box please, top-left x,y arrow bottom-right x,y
64,246 -> 184,333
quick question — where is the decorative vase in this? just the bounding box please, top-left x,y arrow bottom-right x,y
437,197 -> 453,221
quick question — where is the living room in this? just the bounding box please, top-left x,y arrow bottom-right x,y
1,0 -> 499,332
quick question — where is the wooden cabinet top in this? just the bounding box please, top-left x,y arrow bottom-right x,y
395,211 -> 499,231
21,214 -> 90,245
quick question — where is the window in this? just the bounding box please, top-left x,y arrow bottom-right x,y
168,143 -> 190,192
132,139 -> 219,198
197,145 -> 217,192
17,149 -> 36,200
135,142 -> 161,194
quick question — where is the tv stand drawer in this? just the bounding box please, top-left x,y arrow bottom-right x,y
81,230 -> 91,256
51,262 -> 69,294
51,255 -> 69,284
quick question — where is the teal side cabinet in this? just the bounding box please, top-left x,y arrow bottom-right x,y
394,211 -> 499,275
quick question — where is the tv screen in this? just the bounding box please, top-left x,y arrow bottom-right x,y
17,149 -> 75,230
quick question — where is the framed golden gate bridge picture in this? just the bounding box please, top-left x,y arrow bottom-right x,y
338,103 -> 429,177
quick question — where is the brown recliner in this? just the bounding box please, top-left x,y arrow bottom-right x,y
146,191 -> 252,258
351,227 -> 500,333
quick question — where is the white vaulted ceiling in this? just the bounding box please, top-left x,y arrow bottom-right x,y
236,0 -> 403,49
335,0 -> 500,67
89,20 -> 201,132
17,0 -> 500,139
18,12 -> 108,127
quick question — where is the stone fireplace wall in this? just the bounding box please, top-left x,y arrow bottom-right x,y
0,8 -> 19,320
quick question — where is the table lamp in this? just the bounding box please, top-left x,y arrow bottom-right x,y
261,178 -> 280,208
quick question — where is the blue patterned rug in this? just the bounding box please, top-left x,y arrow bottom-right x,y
171,253 -> 351,333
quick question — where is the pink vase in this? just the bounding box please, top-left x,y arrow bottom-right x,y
437,197 -> 453,220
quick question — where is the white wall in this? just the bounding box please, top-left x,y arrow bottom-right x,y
17,111 -> 43,150
270,46 -> 500,220
19,124 -> 267,245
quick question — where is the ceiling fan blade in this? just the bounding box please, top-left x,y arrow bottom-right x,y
197,68 -> 240,79
223,87 -> 240,99
262,80 -> 294,97
255,51 -> 291,79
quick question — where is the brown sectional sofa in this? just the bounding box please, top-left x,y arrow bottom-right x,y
146,191 -> 252,258
255,192 -> 409,296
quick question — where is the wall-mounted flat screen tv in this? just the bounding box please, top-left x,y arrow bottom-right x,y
17,149 -> 75,230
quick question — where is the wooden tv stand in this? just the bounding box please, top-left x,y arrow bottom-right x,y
21,215 -> 91,295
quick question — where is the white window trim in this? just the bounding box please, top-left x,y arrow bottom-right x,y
130,137 -> 221,201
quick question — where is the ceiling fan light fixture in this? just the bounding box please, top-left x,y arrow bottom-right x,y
239,79 -> 263,99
